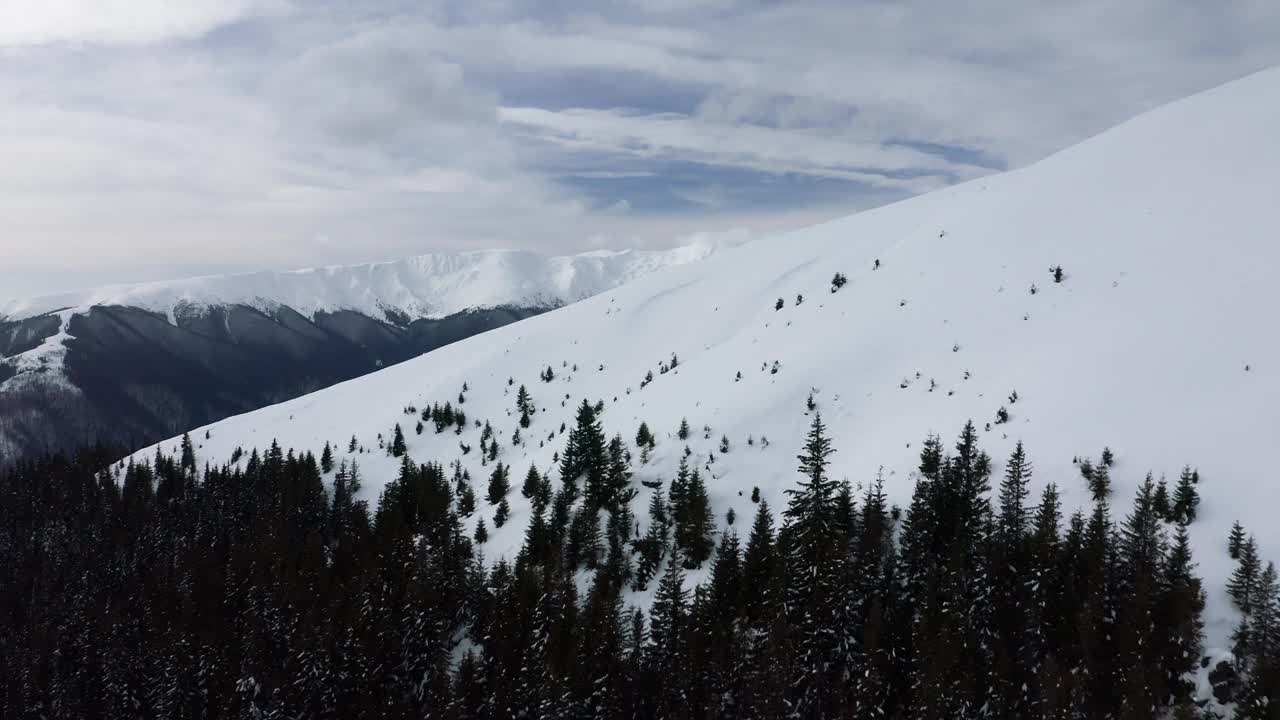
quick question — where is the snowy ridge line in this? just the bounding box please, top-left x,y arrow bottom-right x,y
1,240 -> 734,325
131,65 -> 1280,665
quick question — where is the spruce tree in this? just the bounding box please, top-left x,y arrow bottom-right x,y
673,465 -> 714,568
782,412 -> 842,717
636,422 -> 652,448
649,554 -> 690,716
1152,478 -> 1171,520
487,462 -> 510,505
1172,466 -> 1200,524
475,517 -> 489,544
677,418 -> 690,441
1230,536 -> 1262,614
1159,521 -> 1204,704
180,432 -> 196,474
742,501 -> 778,627
1230,521 -> 1247,560
494,497 -> 510,529
320,442 -> 333,473
632,487 -> 670,590
521,464 -> 542,501
561,400 -> 608,508
997,440 -> 1032,542
390,423 -> 407,457
606,433 -> 633,509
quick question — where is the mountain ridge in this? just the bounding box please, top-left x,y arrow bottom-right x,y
1,241 -> 731,325
0,240 -> 728,464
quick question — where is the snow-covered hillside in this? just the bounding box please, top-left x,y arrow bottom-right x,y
1,241 -> 728,325
134,66 -> 1280,660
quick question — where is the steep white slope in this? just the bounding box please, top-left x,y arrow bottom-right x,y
134,68 -> 1280,655
1,241 -> 728,324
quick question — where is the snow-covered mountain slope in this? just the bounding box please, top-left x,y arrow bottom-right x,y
0,242 -> 727,325
134,67 -> 1280,655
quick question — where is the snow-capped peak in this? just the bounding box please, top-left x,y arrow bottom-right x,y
1,241 -> 735,325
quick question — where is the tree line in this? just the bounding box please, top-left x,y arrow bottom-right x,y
0,412 -> 1276,719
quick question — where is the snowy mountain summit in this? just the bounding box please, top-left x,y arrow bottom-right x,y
1,242 -> 728,325
138,66 -> 1280,663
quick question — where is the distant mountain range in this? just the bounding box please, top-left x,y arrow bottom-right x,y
0,243 -> 726,464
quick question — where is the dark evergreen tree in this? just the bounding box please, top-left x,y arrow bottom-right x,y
180,431 -> 196,474
649,554 -> 690,718
561,400 -> 609,509
677,417 -> 690,441
1230,536 -> 1262,614
633,487 -> 670,590
487,462 -> 510,505
636,422 -> 652,448
494,497 -> 511,529
673,465 -> 714,568
1153,477 -> 1171,520
1172,466 -> 1200,524
521,464 -> 542,501
390,423 -> 407,457
782,412 -> 843,717
1230,521 -> 1248,560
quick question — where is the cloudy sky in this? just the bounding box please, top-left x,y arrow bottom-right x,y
2,1 -> 1279,298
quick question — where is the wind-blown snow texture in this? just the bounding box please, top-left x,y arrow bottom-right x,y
133,69 -> 1280,657
1,242 -> 728,325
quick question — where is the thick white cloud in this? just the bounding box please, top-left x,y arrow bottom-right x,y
2,0 -> 1280,299
0,0 -> 284,46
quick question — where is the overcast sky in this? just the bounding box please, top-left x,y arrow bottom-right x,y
2,1 -> 1279,299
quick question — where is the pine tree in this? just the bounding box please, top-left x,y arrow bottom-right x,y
719,435 -> 730,454
320,442 -> 333,473
390,423 -> 407,457
494,497 -> 510,528
782,412 -> 842,717
1230,521 -> 1247,560
649,554 -> 690,717
678,417 -> 690,441
636,422 -> 652,448
1152,477 -> 1171,520
1088,457 -> 1111,501
561,400 -> 608,508
521,464 -> 542,502
997,440 -> 1032,542
1230,536 -> 1262,614
673,465 -> 714,568
606,433 -> 633,509
1159,521 -> 1204,704
566,506 -> 602,570
742,501 -> 779,628
180,432 -> 196,474
991,441 -> 1034,717
1115,474 -> 1166,716
632,487 -> 670,590
475,517 -> 489,544
1172,466 -> 1200,524
487,463 -> 510,505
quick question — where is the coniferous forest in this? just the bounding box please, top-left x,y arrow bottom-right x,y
3,415 -> 1278,719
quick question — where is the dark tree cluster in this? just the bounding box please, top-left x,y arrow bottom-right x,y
0,417 -> 1272,719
